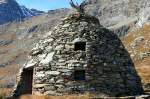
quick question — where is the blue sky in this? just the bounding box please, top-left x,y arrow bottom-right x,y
16,0 -> 83,12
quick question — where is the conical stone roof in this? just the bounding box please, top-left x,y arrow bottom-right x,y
12,13 -> 144,97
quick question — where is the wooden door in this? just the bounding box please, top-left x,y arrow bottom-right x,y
23,69 -> 33,94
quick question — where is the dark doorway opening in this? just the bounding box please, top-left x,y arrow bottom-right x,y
74,70 -> 86,80
74,42 -> 86,51
22,68 -> 33,94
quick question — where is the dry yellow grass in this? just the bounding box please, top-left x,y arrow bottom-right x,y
16,94 -> 138,99
123,26 -> 150,62
122,25 -> 150,61
20,94 -> 91,99
0,88 -> 13,98
136,64 -> 150,84
0,63 -> 19,86
122,25 -> 150,84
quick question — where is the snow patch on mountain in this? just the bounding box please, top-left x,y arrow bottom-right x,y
0,0 -> 6,4
0,0 -> 44,24
20,6 -> 45,17
20,6 -> 34,17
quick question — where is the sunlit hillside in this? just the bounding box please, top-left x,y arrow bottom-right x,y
122,25 -> 150,91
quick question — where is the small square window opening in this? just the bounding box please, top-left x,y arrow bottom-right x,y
74,42 -> 86,51
74,70 -> 86,80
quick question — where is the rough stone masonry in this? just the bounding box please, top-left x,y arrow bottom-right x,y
12,2 -> 144,97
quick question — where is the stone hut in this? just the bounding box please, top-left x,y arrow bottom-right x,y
12,2 -> 144,97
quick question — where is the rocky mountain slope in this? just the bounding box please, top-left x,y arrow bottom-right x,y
0,8 -> 69,88
85,0 -> 150,36
20,6 -> 45,17
0,0 -> 44,25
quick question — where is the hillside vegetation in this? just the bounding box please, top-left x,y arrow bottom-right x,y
122,25 -> 150,90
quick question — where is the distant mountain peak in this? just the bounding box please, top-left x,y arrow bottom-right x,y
0,0 -> 44,25
20,6 -> 45,17
0,0 -> 17,4
0,0 -> 7,3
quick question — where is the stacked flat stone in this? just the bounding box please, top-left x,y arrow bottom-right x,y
13,13 -> 143,97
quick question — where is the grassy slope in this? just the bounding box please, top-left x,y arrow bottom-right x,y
20,94 -> 91,99
122,25 -> 150,85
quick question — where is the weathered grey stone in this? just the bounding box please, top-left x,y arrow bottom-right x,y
55,85 -> 64,89
44,91 -> 58,95
13,10 -> 143,97
30,49 -> 43,56
35,72 -> 45,78
24,59 -> 37,69
45,71 -> 60,76
44,85 -> 56,91
56,79 -> 64,84
40,52 -> 54,65
38,54 -> 47,60
62,24 -> 71,28
48,78 -> 55,83
34,84 -> 49,88
136,95 -> 150,99
55,45 -> 64,50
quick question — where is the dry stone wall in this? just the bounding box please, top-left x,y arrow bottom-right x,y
13,13 -> 144,97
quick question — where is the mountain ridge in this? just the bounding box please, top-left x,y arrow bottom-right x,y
0,0 -> 44,25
